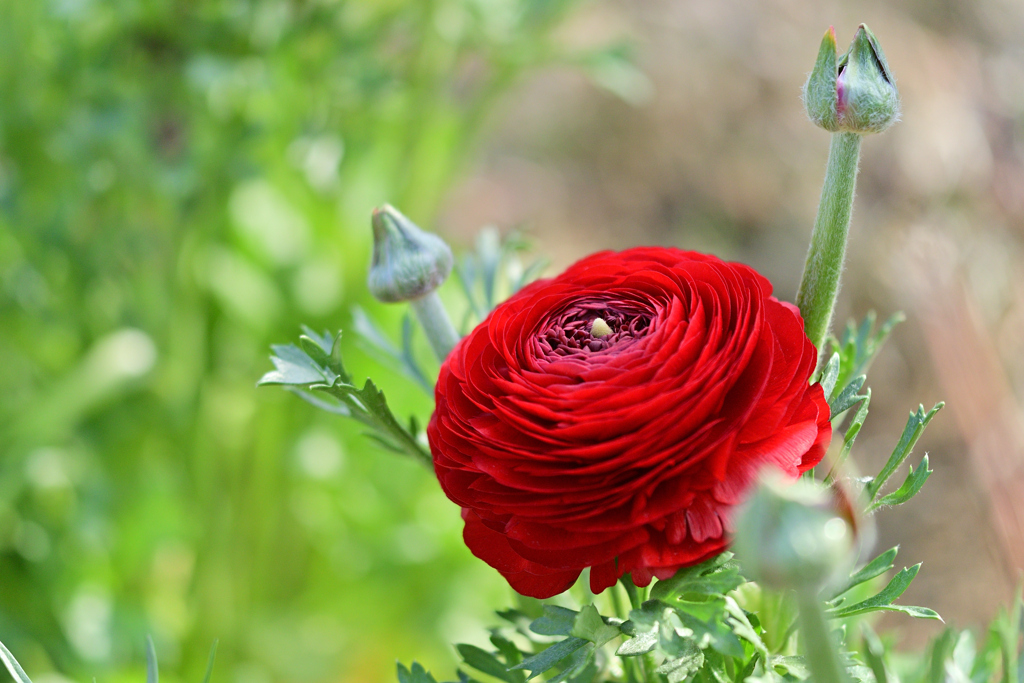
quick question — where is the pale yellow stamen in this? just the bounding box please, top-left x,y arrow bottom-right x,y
590,317 -> 612,338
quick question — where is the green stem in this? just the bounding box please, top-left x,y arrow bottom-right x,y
796,590 -> 849,683
410,291 -> 460,362
795,132 -> 862,359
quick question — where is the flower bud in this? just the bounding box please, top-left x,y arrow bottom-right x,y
733,473 -> 859,592
368,204 -> 454,303
804,24 -> 900,134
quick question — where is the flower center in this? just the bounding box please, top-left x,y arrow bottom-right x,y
538,302 -> 652,358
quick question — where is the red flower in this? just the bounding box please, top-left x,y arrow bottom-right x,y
427,248 -> 831,598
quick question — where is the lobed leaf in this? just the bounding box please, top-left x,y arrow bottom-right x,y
510,638 -> 591,680
830,546 -> 899,600
615,629 -> 658,657
828,564 -> 942,621
649,552 -> 743,602
829,375 -> 867,419
868,455 -> 932,511
530,605 -> 578,637
398,662 -> 439,683
865,402 -> 944,500
456,644 -> 519,683
825,388 -> 871,484
570,605 -> 621,647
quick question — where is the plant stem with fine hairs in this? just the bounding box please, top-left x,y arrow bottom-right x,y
796,589 -> 850,683
795,131 -> 862,358
411,292 -> 460,362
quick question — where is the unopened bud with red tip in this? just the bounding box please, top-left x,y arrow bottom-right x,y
804,24 -> 900,135
369,204 -> 454,303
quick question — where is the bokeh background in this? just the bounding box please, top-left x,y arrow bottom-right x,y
2,0 -> 1024,681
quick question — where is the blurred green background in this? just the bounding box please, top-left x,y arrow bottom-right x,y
3,0 -> 1024,681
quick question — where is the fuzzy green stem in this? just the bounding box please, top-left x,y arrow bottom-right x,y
796,590 -> 849,683
795,132 -> 862,357
410,292 -> 460,362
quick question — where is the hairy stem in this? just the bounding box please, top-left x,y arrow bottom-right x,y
796,589 -> 849,683
795,132 -> 862,359
410,292 -> 460,362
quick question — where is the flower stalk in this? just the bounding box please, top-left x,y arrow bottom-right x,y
795,131 -> 861,353
795,24 -> 899,357
410,291 -> 460,361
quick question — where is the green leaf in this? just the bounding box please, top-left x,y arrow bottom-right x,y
0,639 -> 33,683
671,600 -> 745,659
819,353 -> 841,400
530,606 -> 578,636
865,402 -> 944,500
825,388 -> 871,484
724,596 -> 768,659
829,375 -> 866,418
860,624 -> 892,683
655,641 -> 704,683
570,605 -> 620,647
830,546 -> 898,600
615,629 -> 658,657
489,632 -> 524,676
649,552 -> 743,601
146,635 -> 159,683
510,638 -> 591,680
200,640 -> 219,683
828,564 -> 942,621
869,455 -> 932,511
398,662 -> 439,683
259,343 -> 337,385
456,644 -> 518,683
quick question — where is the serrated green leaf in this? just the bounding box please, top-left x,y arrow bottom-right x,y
570,605 -> 620,647
259,343 -> 336,385
724,596 -> 768,659
828,564 -> 941,621
866,402 -> 944,500
615,629 -> 658,656
398,662 -> 439,683
530,606 -> 578,636
869,455 -> 932,511
489,632 -> 524,677
146,635 -> 158,683
0,639 -> 33,683
456,644 -> 518,683
510,638 -> 590,680
655,641 -> 704,683
830,546 -> 898,600
672,600 -> 745,659
829,375 -> 866,418
285,387 -> 352,416
299,326 -> 335,356
770,655 -> 810,679
650,553 -> 742,601
650,568 -> 744,604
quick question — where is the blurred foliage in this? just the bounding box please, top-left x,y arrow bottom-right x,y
0,0 -> 600,681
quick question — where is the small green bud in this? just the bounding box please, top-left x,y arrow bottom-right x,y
804,24 -> 900,134
368,204 -> 454,303
733,474 -> 859,592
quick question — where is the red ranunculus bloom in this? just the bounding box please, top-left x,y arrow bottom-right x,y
427,247 -> 831,598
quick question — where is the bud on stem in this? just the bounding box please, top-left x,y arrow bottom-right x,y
796,24 -> 899,359
368,205 -> 461,361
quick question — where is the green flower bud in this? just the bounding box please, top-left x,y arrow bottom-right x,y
733,474 -> 860,592
368,204 -> 454,303
804,24 -> 900,134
